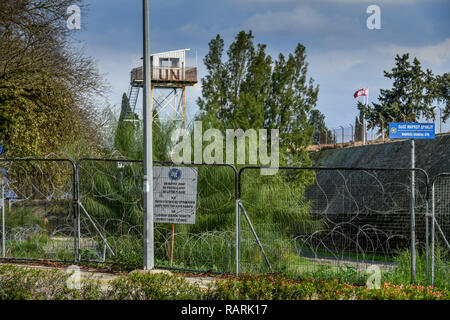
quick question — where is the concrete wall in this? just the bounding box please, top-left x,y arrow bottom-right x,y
311,133 -> 450,181
306,134 -> 450,255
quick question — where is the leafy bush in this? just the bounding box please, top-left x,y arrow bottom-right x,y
110,235 -> 143,271
0,264 -> 103,300
106,272 -> 206,300
213,273 -> 450,300
305,265 -> 367,285
1,264 -> 448,300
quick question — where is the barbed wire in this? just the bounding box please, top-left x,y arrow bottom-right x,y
238,168 -> 430,275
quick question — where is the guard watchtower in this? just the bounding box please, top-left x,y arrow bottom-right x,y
128,48 -> 197,127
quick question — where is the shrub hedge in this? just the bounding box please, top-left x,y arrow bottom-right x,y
0,265 -> 448,300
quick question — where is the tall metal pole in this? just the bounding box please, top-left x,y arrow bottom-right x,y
1,180 -> 5,258
236,199 -> 240,275
410,139 -> 416,283
425,199 -> 429,284
431,183 -> 435,286
143,0 -> 154,270
363,90 -> 368,145
362,95 -> 366,145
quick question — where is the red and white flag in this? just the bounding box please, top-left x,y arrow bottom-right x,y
353,88 -> 368,98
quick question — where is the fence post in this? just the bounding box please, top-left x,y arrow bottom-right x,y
431,183 -> 435,286
1,179 -> 5,258
236,198 -> 240,275
425,199 -> 429,284
72,161 -> 79,264
75,163 -> 81,263
410,140 -> 416,284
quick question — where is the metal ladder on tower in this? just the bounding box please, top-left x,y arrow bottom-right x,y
128,85 -> 140,114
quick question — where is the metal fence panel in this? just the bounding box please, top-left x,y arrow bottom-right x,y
0,159 -> 76,261
431,174 -> 450,287
76,159 -> 237,273
1,156 -> 440,285
238,167 -> 429,281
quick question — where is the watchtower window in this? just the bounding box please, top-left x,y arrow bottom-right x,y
159,58 -> 180,68
160,58 -> 169,67
170,58 -> 180,68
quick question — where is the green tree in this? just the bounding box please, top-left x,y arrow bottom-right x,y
114,93 -> 140,159
198,31 -> 319,165
0,0 -> 103,158
362,54 -> 437,132
310,109 -> 330,144
354,115 -> 363,142
434,72 -> 449,121
265,44 -> 319,161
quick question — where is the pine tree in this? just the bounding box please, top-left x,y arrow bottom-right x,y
114,93 -> 139,158
364,54 -> 437,132
198,31 -> 319,164
310,109 -> 329,144
434,72 -> 449,121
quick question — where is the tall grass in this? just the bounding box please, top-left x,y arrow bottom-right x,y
383,247 -> 449,289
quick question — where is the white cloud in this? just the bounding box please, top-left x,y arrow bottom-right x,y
230,0 -> 423,4
243,6 -> 331,33
311,50 -> 365,74
319,0 -> 421,3
380,38 -> 450,66
177,24 -> 211,38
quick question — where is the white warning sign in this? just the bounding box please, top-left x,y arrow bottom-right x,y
153,167 -> 198,224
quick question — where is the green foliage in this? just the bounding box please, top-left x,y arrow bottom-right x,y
310,110 -> 331,144
354,111 -> 365,142
213,273 -> 449,300
4,207 -> 45,229
362,54 -> 448,131
197,30 -> 319,164
238,169 -> 325,274
383,247 -> 449,289
107,272 -> 206,300
1,264 -> 448,300
305,265 -> 367,285
110,235 -> 143,271
0,0 -> 103,158
0,264 -> 103,300
434,72 -> 449,120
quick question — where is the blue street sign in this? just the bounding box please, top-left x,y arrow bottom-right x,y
389,123 -> 435,139
0,145 -> 3,155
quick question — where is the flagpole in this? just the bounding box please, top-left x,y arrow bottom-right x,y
366,87 -> 369,144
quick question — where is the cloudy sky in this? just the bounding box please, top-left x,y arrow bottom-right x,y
74,0 -> 450,130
